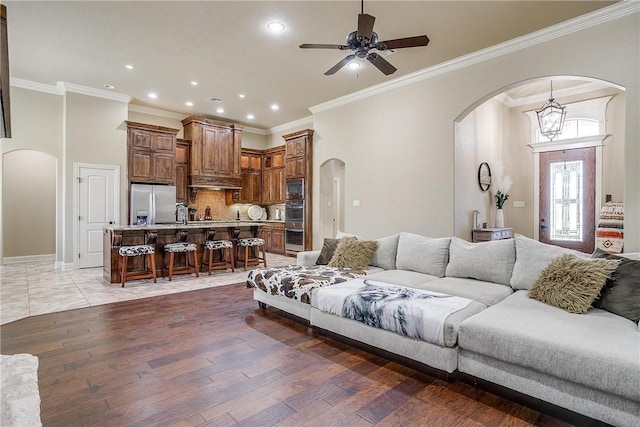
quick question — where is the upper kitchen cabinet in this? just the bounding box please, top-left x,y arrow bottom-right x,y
126,121 -> 178,184
284,129 -> 313,179
263,146 -> 286,205
239,148 -> 262,204
182,116 -> 242,189
175,139 -> 190,204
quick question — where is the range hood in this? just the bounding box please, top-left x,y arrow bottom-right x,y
188,184 -> 241,190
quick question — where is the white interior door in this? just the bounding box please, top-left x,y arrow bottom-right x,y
77,164 -> 118,268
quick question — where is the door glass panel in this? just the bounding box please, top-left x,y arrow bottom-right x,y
549,160 -> 583,241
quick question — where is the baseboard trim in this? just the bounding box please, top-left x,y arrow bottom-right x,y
3,254 -> 55,264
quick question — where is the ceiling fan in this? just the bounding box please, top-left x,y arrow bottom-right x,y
300,0 -> 429,76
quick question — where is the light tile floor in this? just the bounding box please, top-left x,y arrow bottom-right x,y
0,253 -> 293,325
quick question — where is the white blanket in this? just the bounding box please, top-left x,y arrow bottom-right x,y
315,279 -> 472,346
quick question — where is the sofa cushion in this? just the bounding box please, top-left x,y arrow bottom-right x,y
370,233 -> 400,270
329,238 -> 378,270
528,254 -> 619,314
510,234 -> 589,290
316,238 -> 340,265
592,249 -> 640,322
366,269 -> 440,287
419,277 -> 513,307
445,237 -> 515,286
459,291 -> 640,402
395,232 -> 450,277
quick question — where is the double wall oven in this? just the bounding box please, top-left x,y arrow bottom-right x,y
285,178 -> 304,255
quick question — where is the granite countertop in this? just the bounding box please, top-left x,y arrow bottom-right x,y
104,220 -> 270,231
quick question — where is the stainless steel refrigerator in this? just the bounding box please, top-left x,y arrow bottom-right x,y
130,184 -> 177,225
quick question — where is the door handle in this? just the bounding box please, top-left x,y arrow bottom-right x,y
108,221 -> 114,225
540,218 -> 547,230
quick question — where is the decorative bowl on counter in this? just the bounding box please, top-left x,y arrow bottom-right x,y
247,204 -> 263,221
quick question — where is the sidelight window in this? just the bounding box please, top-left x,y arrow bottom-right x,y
549,159 -> 583,241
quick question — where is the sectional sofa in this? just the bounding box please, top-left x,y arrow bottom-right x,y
248,232 -> 640,426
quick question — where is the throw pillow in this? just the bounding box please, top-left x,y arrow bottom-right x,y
510,234 -> 589,290
395,232 -> 451,277
328,238 -> 378,270
370,233 -> 400,270
336,230 -> 358,239
591,249 -> 640,322
316,238 -> 340,265
445,237 -> 515,286
528,254 -> 619,314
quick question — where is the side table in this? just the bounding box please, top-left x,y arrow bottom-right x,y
472,227 -> 513,242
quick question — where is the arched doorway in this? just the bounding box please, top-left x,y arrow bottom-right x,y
319,159 -> 346,240
2,149 -> 57,262
454,76 -> 625,251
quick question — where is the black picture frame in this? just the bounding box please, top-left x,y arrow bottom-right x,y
478,162 -> 491,192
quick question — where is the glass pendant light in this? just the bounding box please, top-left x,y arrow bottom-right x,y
536,81 -> 567,141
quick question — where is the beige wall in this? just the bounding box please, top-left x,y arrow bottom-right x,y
1,87 -> 63,262
2,150 -> 56,257
127,111 -> 184,138
63,93 -> 128,264
311,13 -> 639,251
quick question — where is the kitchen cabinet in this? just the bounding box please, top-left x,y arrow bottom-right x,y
263,146 -> 285,205
127,122 -> 179,184
182,116 -> 242,188
175,139 -> 190,204
260,222 -> 285,254
283,129 -> 313,252
239,149 -> 262,204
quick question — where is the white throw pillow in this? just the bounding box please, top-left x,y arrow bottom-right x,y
445,237 -> 515,286
395,232 -> 450,277
370,233 -> 400,270
510,234 -> 588,290
336,230 -> 358,239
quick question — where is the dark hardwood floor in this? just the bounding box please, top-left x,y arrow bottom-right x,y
1,283 -> 571,427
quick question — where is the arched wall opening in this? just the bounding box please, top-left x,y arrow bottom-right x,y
2,149 -> 58,261
454,76 -> 626,243
319,158 -> 346,240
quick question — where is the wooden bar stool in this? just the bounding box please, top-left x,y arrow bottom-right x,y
236,237 -> 267,271
164,242 -> 199,281
118,245 -> 157,287
202,239 -> 235,274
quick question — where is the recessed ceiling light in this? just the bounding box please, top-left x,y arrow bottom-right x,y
246,114 -> 254,120
104,83 -> 116,89
239,94 -> 245,99
347,61 -> 361,70
271,104 -> 279,110
216,108 -> 225,114
267,22 -> 285,32
125,64 -> 134,70
185,101 -> 194,107
190,81 -> 198,86
148,93 -> 158,99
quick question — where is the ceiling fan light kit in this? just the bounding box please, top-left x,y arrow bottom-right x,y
300,0 -> 429,76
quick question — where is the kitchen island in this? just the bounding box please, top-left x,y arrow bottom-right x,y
103,221 -> 264,283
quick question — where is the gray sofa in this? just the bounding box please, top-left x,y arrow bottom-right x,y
251,232 -> 640,426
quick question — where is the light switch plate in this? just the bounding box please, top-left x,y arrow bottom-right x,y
513,201 -> 525,208
353,200 -> 360,207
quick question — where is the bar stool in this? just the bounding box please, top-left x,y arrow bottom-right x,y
164,242 -> 199,281
118,245 -> 157,288
236,237 -> 267,271
202,239 -> 235,274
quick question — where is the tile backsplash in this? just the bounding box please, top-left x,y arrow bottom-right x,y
187,188 -> 284,221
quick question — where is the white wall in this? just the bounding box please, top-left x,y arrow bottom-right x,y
311,13 -> 639,251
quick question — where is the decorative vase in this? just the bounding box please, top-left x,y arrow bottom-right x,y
495,208 -> 504,228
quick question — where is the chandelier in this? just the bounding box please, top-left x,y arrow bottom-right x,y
536,81 -> 566,141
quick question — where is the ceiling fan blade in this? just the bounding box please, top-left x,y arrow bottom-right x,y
378,35 -> 430,50
300,43 -> 347,49
325,54 -> 357,75
357,13 -> 375,39
367,53 -> 397,75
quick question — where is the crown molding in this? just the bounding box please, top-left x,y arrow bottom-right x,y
243,126 -> 269,136
310,1 -> 639,115
56,81 -> 132,103
10,77 -> 61,95
269,116 -> 313,135
128,104 -> 187,120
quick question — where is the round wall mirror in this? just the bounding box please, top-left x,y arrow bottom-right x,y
478,162 -> 492,192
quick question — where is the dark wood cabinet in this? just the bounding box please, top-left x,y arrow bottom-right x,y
239,149 -> 262,204
283,129 -> 313,251
260,222 -> 285,254
127,122 -> 178,184
182,116 -> 242,188
175,139 -> 190,204
263,146 -> 286,205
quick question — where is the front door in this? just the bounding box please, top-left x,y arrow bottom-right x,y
539,147 -> 595,253
77,164 -> 119,268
